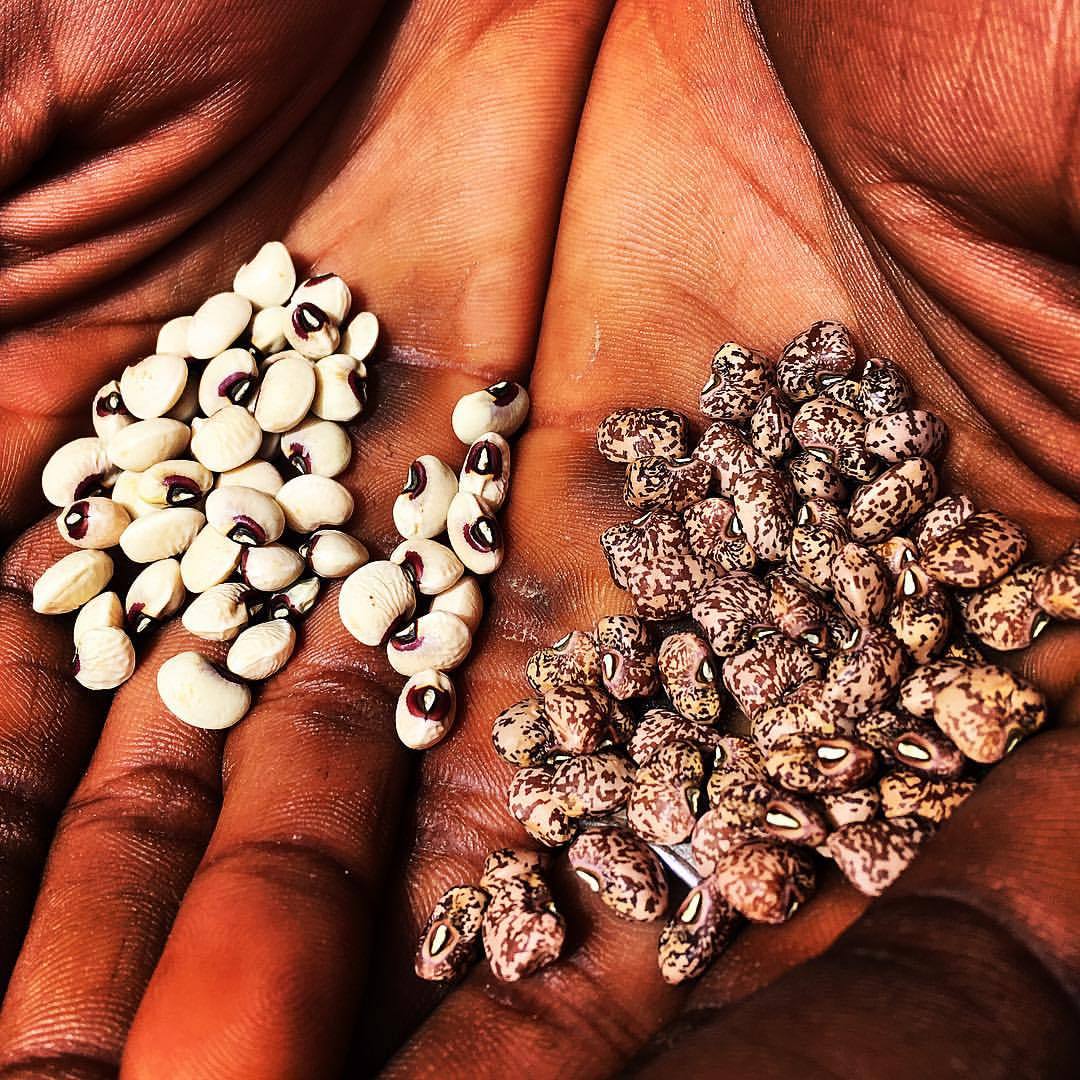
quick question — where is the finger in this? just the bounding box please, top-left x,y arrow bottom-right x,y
632,727 -> 1080,1077
118,2 -> 615,1075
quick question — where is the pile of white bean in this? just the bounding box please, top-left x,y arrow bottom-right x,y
338,379 -> 530,750
33,242 -> 375,729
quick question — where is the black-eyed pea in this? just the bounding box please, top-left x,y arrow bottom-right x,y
507,766 -> 578,847
190,404 -> 262,473
119,507 -> 205,564
492,698 -> 553,766
217,459 -> 285,496
340,311 -> 379,362
864,409 -> 947,461
284,300 -> 341,358
42,437 -> 114,507
232,240 -> 296,309
108,418 -> 191,473
749,387 -> 794,461
526,630 -> 601,693
91,380 -> 134,445
392,455 -> 458,540
551,750 -> 635,815
712,841 -> 815,923
692,420 -> 770,493
776,320 -> 856,402
293,273 -> 352,322
226,619 -> 297,682
897,659 -> 970,720
391,539 -> 464,596
73,626 -> 136,691
138,459 -> 214,507
256,351 -> 320,432
692,570 -> 772,655
276,475 -> 354,534
155,315 -> 192,357
395,669 -> 457,749
569,827 -> 668,921
430,576 -> 484,634
180,525 -> 242,593
57,497 -> 130,550
657,874 -> 738,984
879,771 -> 976,825
249,307 -> 288,358
280,418 -> 352,479
595,615 -> 659,700
239,543 -> 305,593
181,582 -> 256,641
414,884 -> 489,982
888,562 -> 952,663
311,354 -> 366,421
832,542 -> 891,628
119,353 -> 189,419
730,466 -> 795,562
600,511 -> 691,589
452,381 -> 530,443
299,529 -> 368,580
125,557 -> 185,635
787,451 -> 848,504
855,708 -> 965,779
963,563 -> 1051,651
627,708 -> 730,766
932,664 -> 1047,763
624,455 -> 711,513
198,348 -> 260,415
339,560 -> 416,646
919,511 -> 1027,590
1034,539 -> 1080,621
188,292 -> 252,359
481,872 -> 564,982
596,407 -> 690,462
683,497 -> 756,571
658,632 -> 722,723
721,634 -> 821,722
205,485 -> 285,546
627,553 -> 719,620
157,650 -> 252,730
446,492 -> 504,575
627,739 -> 704,844
823,625 -> 908,722
766,734 -> 878,794
387,611 -> 472,677
827,815 -> 930,896
700,342 -> 773,421
820,787 -> 880,828
542,683 -> 610,755
459,432 -> 511,511
848,457 -> 939,543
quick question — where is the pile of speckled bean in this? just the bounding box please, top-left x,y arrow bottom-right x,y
414,320 -> 1080,986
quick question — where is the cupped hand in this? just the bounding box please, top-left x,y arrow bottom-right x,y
0,1 -> 1078,1078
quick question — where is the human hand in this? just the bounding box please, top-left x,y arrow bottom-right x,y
1,1 -> 1078,1078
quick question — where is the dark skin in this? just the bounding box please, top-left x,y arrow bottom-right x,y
0,0 -> 1077,1076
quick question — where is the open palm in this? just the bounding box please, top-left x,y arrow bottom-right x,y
1,1 -> 1077,1077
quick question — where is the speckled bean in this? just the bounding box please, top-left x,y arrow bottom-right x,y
414,884 -> 489,982
526,630 -> 601,693
919,511 -> 1027,590
627,708 -> 729,766
596,407 -> 689,463
683,497 -> 756,572
700,342 -> 773,421
623,455 -> 712,513
855,708 -> 965,779
730,466 -> 795,562
595,615 -> 659,700
507,766 -> 578,846
787,451 -> 848,503
551,750 -> 635,815
627,739 -> 704,844
847,458 -> 939,544
692,421 -> 770,494
657,875 -> 738,984
712,841 -> 815,923
776,320 -> 856,402
888,562 -> 952,663
827,815 -> 930,896
568,828 -> 668,921
481,872 -> 565,982
963,563 -> 1051,651
1034,539 -> 1080,621
691,569 -> 772,655
823,626 -> 907,721
749,388 -> 794,461
879,771 -> 976,825
627,553 -> 719,620
765,734 -> 878,794
600,511 -> 691,589
492,698 -> 554,766
722,635 -> 822,721
542,684 -> 612,755
658,632 -> 723,723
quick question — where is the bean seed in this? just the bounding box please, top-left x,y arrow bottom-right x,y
341,311 -> 380,362
691,785 -> 772,874
625,708 -> 726,766
188,292 -> 252,360
658,631 -> 722,722
932,663 -> 1046,763
190,404 -> 263,473
119,507 -> 204,563
657,875 -> 738,984
275,474 -> 354,533
396,668 -> 457,749
823,625 -> 907,721
831,542 -> 890,627
596,407 -> 689,462
551,750 -> 635,815
452,381 -> 530,443
459,432 -> 511,511
338,560 -> 416,646
624,455 -> 711,513
232,241 -> 296,309
601,511 -> 691,589
628,552 -> 719,620
391,454 -> 458,539
872,535 -> 918,578
749,387 -> 795,461
41,437 -> 114,507
788,506 -> 848,592
492,698 -> 554,766
181,582 -> 255,641
767,569 -> 829,646
762,791 -> 829,847
430,576 -> 484,633
699,342 -> 773,420
864,408 -> 947,461
847,457 -> 939,543
480,848 -> 545,891
919,511 -> 1027,589
730,466 -> 795,561
157,650 -> 252,729
125,557 -> 185,633
750,690 -> 842,755
627,739 -> 705,844
506,766 -> 578,846
138,459 -> 214,507
791,397 -> 874,479
391,538 -> 464,596
254,352 -> 317,432
712,841 -> 815,923
766,733 -> 878,794
107,419 -> 191,472
827,815 -> 929,896
820,787 -> 880,828
279,417 -> 351,478
542,684 -> 612,755
156,315 -> 192,357
91,380 -> 134,444
56,497 -> 129,550
310,354 -> 366,423
446,491 -> 503,575
180,524 -> 242,593
217,459 -> 285,496
568,827 -> 668,921
683,497 -> 756,571
897,659 -> 970,720
693,421 -> 770,494
118,353 -> 189,420
284,301 -> 341,358
850,356 -> 912,417
526,630 -> 601,694
269,576 -> 320,620
387,610 -> 472,676
787,450 -> 848,503
722,635 -> 821,721
415,884 -> 489,982
240,543 -> 305,592
888,562 -> 952,662
74,626 -> 136,690
299,529 -> 368,580
481,872 -> 565,982
855,709 -> 965,779
205,485 -> 285,545
226,619 -> 297,681
73,590 -> 124,647
776,320 -> 856,402
250,305 -> 289,353
595,615 -> 659,700
910,493 -> 976,552
1034,538 -> 1080,621
198,348 -> 259,415
879,770 -> 975,824
293,273 -> 352,323
691,570 -> 771,655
